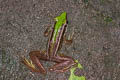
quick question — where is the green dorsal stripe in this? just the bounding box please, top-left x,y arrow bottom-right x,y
52,12 -> 67,43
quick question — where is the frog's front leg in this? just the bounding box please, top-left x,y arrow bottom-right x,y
63,31 -> 75,45
44,25 -> 52,37
22,51 -> 48,74
49,54 -> 77,73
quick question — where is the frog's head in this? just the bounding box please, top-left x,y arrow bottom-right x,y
55,12 -> 67,25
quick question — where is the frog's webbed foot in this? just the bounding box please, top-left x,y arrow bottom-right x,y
22,56 -> 41,73
49,55 -> 77,73
21,51 -> 47,74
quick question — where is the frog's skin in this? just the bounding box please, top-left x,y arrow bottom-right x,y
22,12 -> 77,74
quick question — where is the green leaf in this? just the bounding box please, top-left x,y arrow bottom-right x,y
104,17 -> 113,22
68,60 -> 86,80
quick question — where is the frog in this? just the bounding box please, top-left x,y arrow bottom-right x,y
22,12 -> 77,74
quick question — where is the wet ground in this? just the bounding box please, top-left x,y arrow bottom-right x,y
0,0 -> 120,80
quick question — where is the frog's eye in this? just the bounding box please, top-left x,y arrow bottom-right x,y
55,16 -> 60,22
54,18 -> 57,21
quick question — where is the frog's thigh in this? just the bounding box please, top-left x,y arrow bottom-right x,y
49,55 -> 77,73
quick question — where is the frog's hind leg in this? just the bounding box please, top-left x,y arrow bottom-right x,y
49,55 -> 77,73
21,50 -> 47,74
